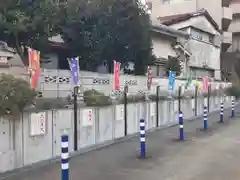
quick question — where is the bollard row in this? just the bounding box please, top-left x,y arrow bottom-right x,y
135,99 -> 234,160
59,97 -> 236,172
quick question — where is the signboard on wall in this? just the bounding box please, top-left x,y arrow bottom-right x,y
204,98 -> 207,107
191,99 -> 195,109
115,105 -> 124,121
150,103 -> 156,116
30,112 -> 46,136
174,101 -> 178,112
82,109 -> 93,127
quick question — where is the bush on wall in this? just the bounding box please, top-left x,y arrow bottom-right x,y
165,56 -> 182,76
83,89 -> 112,106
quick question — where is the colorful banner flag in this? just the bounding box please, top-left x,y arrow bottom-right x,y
28,48 -> 40,89
168,71 -> 175,91
113,60 -> 120,90
201,77 -> 209,92
184,74 -> 192,90
68,57 -> 80,85
147,66 -> 153,90
193,79 -> 201,89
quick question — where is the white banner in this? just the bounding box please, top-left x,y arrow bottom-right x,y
150,102 -> 156,116
115,105 -> 124,121
30,112 -> 46,136
204,98 -> 207,107
82,109 -> 93,127
191,99 -> 195,109
174,100 -> 178,112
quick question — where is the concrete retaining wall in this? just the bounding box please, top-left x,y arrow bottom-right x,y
0,96 -> 233,173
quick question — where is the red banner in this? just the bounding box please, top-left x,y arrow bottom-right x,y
113,60 -> 120,90
201,77 -> 209,93
28,48 -> 40,89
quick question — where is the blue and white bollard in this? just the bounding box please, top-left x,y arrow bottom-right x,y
179,111 -> 184,140
220,102 -> 224,123
232,99 -> 235,119
203,106 -> 208,129
139,118 -> 146,158
61,135 -> 69,180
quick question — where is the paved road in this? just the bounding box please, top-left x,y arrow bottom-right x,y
1,106 -> 240,180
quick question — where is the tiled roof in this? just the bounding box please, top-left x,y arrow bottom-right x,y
159,9 -> 221,33
151,24 -> 189,38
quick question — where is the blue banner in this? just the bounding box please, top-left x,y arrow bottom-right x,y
169,71 -> 175,91
70,57 -> 79,85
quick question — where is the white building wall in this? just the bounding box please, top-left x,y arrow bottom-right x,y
186,40 -> 221,79
152,37 -> 177,59
167,16 -> 221,80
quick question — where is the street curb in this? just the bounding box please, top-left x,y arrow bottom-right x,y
1,102 -> 239,179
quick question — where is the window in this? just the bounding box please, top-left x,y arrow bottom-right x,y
190,28 -> 214,44
190,28 -> 203,41
209,35 -> 214,44
190,67 -> 214,78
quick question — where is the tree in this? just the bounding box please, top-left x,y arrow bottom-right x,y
165,56 -> 182,76
0,0 -> 61,65
0,74 -> 36,119
60,0 -> 153,75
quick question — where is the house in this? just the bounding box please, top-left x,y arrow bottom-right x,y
151,23 -> 190,77
0,41 -> 28,80
159,9 -> 222,80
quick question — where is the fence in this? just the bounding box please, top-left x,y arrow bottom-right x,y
37,69 -> 232,98
0,95 -> 233,173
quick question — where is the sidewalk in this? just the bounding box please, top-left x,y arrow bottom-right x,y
1,106 -> 240,180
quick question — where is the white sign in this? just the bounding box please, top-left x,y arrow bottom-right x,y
191,99 -> 195,109
82,109 -> 93,127
204,98 -> 207,107
30,112 -> 46,136
116,105 -> 124,121
174,101 -> 178,112
221,96 -> 224,103
150,103 -> 156,116
226,96 -> 229,102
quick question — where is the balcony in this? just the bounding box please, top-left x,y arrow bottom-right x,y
222,31 -> 232,52
222,0 -> 232,7
230,1 -> 240,16
222,7 -> 232,31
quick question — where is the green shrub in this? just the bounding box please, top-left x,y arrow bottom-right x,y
34,98 -> 68,110
225,85 -> 240,99
83,89 -> 112,106
127,94 -> 146,103
118,94 -> 146,104
0,74 -> 36,119
148,94 -> 169,101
